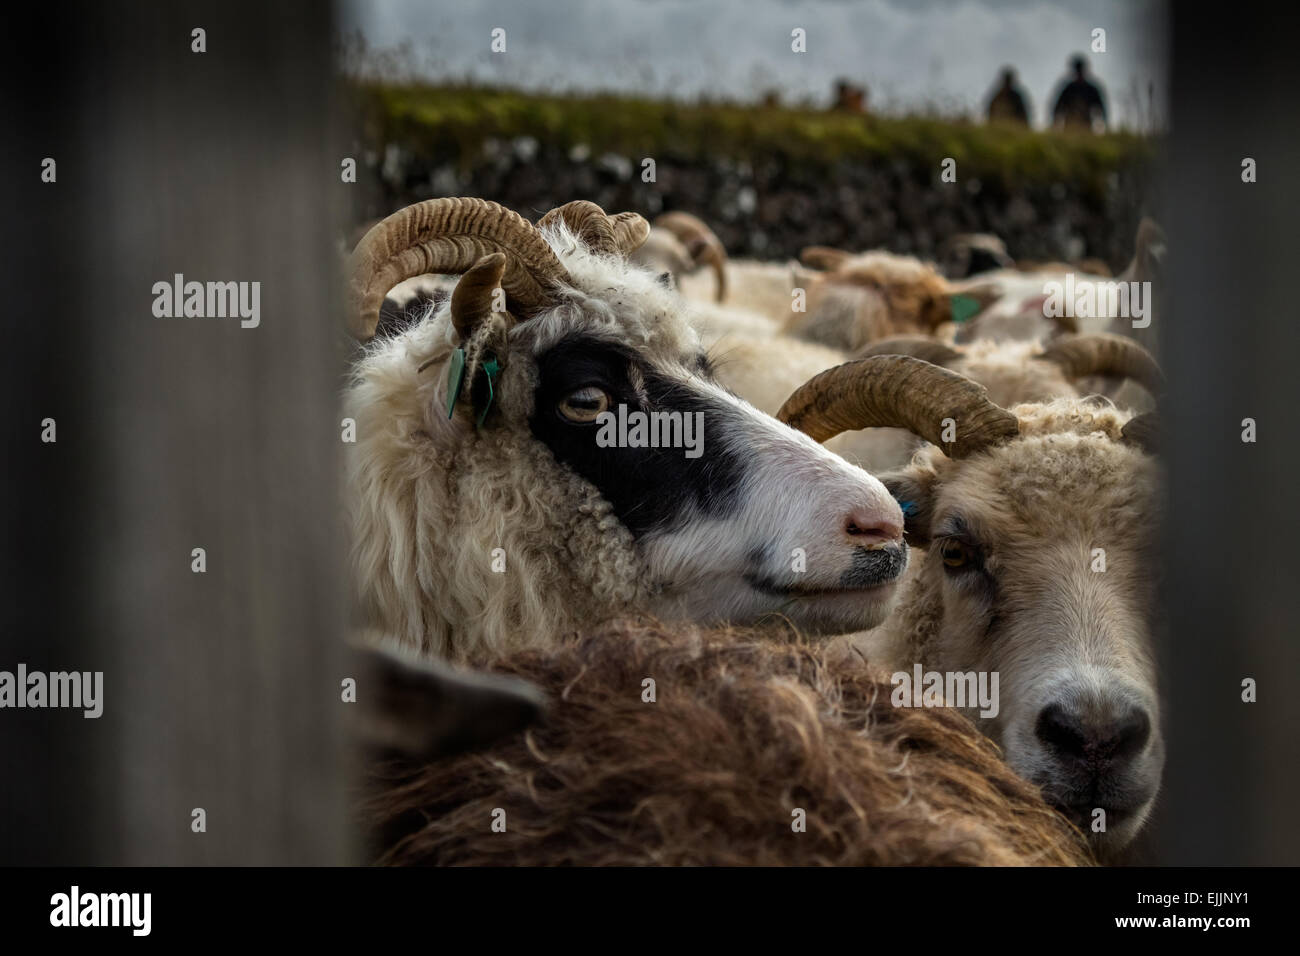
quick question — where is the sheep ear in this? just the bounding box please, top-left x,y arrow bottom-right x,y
879,466 -> 939,547
353,644 -> 545,760
451,253 -> 509,344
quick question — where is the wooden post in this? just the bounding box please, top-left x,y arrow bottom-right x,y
1154,3 -> 1300,865
2,2 -> 351,864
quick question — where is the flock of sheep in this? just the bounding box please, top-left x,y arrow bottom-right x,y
343,195 -> 1166,866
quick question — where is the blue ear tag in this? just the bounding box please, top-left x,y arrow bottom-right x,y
445,348 -> 467,419
950,294 -> 980,324
898,499 -> 918,517
476,356 -> 501,428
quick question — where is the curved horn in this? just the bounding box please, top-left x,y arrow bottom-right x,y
1120,412 -> 1159,454
800,246 -> 852,271
776,355 -> 1020,459
539,201 -> 650,258
695,238 -> 727,302
347,197 -> 569,340
1038,333 -> 1165,395
854,336 -> 962,367
539,200 -> 617,255
655,211 -> 728,302
609,211 -> 651,256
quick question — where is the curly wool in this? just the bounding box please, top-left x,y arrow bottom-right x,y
362,621 -> 1093,866
875,398 -> 1161,668
345,222 -> 704,664
949,339 -> 1079,408
784,252 -> 954,351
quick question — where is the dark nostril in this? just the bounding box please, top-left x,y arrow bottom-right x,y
1036,703 -> 1088,758
1110,706 -> 1152,760
1037,701 -> 1153,766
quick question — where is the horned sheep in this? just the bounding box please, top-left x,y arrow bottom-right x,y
778,356 -> 1164,857
951,218 -> 1165,349
344,198 -> 908,665
628,210 -> 728,302
703,331 -> 1162,473
851,333 -> 1162,413
782,247 -> 1004,351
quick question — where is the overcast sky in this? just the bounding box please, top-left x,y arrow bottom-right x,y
339,0 -> 1167,129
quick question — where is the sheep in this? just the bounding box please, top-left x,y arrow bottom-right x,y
344,197 -> 908,666
777,355 -> 1163,857
703,331 -> 1162,474
783,246 -> 1005,351
952,219 -> 1164,348
361,619 -> 1092,866
631,213 -> 806,328
937,232 -> 1114,285
678,257 -> 803,323
1103,217 -> 1164,353
852,333 -> 1163,413
936,232 -> 1016,278
1017,257 -> 1114,277
949,268 -> 1086,344
628,211 -> 727,302
702,333 -> 922,472
681,297 -> 781,341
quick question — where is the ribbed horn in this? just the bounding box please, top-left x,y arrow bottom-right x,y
539,200 -> 617,255
655,211 -> 728,301
538,201 -> 650,258
1120,412 -> 1159,454
609,211 -> 651,256
1038,333 -> 1165,395
347,197 -> 569,340
777,355 -> 1020,459
854,336 -> 962,367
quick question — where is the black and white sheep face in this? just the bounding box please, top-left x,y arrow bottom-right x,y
883,429 -> 1163,855
525,331 -> 909,636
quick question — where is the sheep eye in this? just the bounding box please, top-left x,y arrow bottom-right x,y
558,386 -> 611,423
940,539 -> 972,569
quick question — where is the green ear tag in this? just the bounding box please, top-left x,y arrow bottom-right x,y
950,294 -> 980,324
445,348 -> 466,419
476,357 -> 501,428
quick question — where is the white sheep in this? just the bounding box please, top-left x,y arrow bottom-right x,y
952,218 -> 1165,349
344,198 -> 908,665
778,355 -> 1163,858
628,211 -> 728,302
781,246 -> 1005,351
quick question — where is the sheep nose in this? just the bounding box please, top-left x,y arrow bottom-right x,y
843,504 -> 903,548
1035,701 -> 1151,773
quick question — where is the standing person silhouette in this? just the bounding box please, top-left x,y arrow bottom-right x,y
1052,54 -> 1107,131
987,67 -> 1030,125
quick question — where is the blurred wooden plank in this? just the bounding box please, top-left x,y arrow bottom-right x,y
1156,3 -> 1300,865
2,1 -> 351,864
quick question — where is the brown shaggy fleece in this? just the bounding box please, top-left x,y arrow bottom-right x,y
361,621 -> 1092,866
